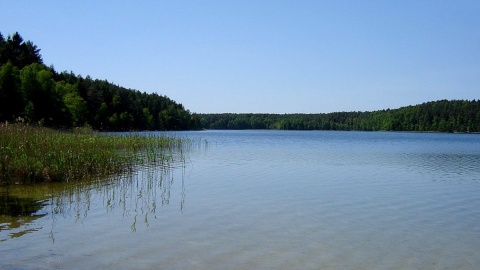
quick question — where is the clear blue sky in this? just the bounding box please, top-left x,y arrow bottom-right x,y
1,1 -> 479,113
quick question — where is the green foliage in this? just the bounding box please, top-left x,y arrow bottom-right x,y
200,100 -> 480,133
19,63 -> 68,126
0,32 -> 42,68
0,32 -> 200,131
0,124 -> 189,184
2,32 -> 477,133
0,62 -> 22,121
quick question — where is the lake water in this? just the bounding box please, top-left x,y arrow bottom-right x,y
1,130 -> 480,269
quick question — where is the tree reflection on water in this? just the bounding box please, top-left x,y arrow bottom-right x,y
0,162 -> 186,242
0,192 -> 48,241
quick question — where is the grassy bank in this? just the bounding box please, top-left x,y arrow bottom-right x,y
0,123 -> 187,184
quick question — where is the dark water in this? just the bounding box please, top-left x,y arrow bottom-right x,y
1,130 -> 480,269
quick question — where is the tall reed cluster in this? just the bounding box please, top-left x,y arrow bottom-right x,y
0,123 -> 187,184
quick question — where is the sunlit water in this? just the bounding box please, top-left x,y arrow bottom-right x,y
2,130 -> 480,269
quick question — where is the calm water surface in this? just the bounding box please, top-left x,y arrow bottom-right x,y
1,130 -> 480,269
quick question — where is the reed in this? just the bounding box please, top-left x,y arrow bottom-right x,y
0,123 -> 188,184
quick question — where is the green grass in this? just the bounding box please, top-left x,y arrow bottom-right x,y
0,123 -> 188,184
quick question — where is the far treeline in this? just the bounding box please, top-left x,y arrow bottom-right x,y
0,32 -> 200,131
200,99 -> 480,133
2,32 -> 478,133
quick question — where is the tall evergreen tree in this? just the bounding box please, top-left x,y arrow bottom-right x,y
0,32 -> 42,68
0,62 -> 23,121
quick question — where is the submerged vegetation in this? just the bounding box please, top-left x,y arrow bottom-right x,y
0,123 -> 188,184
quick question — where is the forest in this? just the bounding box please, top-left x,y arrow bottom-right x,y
0,32 -> 200,131
199,99 -> 480,133
1,32 -> 478,133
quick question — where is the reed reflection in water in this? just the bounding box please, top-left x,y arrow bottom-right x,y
2,130 -> 480,269
0,157 -> 187,244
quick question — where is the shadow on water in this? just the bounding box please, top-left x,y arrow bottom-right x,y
0,191 -> 48,241
0,147 -> 192,243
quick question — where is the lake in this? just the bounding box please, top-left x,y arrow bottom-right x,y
1,130 -> 480,269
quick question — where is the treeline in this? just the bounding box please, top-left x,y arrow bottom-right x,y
200,100 -> 480,132
0,32 -> 200,130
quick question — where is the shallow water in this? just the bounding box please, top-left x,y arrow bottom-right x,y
1,130 -> 480,269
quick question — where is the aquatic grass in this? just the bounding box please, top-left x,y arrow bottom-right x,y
0,123 -> 189,184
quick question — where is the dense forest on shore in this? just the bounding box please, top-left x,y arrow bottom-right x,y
0,32 -> 200,131
200,99 -> 480,133
1,32 -> 478,133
